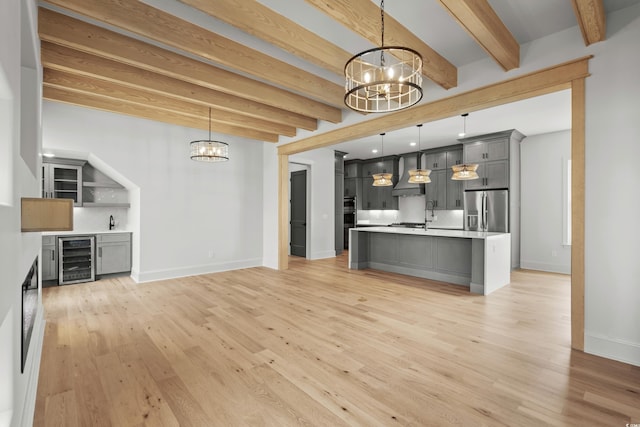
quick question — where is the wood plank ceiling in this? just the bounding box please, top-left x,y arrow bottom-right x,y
38,0 -> 606,143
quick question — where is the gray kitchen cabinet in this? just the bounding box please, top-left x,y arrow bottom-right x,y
42,235 -> 57,281
446,170 -> 464,209
344,177 -> 357,197
42,162 -> 84,207
344,161 -> 361,178
424,151 -> 447,170
362,176 -> 398,210
463,137 -> 509,163
96,233 -> 131,275
425,170 -> 447,209
446,149 -> 463,168
463,160 -> 509,190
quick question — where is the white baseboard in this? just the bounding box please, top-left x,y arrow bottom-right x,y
520,260 -> 570,275
585,331 -> 640,367
133,258 -> 263,283
310,250 -> 336,260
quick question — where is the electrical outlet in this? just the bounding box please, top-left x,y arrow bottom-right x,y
551,250 -> 558,257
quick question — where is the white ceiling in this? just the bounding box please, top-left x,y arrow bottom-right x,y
335,89 -> 572,160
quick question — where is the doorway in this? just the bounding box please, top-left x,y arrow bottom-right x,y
290,169 -> 307,257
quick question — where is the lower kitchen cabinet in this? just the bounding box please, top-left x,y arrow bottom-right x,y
97,233 -> 132,275
42,235 -> 57,281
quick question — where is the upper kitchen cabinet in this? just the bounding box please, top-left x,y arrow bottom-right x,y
460,130 -> 524,191
446,149 -> 463,168
423,151 -> 447,170
463,134 -> 510,164
424,170 -> 447,209
446,170 -> 464,209
42,159 -> 85,207
362,156 -> 398,177
362,177 -> 398,210
344,160 -> 361,178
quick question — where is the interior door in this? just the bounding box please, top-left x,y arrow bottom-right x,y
290,170 -> 307,257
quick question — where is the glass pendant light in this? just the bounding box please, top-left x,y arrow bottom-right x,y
190,108 -> 229,162
344,0 -> 423,113
372,133 -> 393,187
407,124 -> 431,184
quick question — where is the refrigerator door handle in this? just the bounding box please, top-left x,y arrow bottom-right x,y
482,192 -> 487,231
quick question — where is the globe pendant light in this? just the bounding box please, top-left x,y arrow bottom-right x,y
344,0 -> 423,113
451,164 -> 480,180
190,108 -> 229,162
407,124 -> 431,184
372,133 -> 393,187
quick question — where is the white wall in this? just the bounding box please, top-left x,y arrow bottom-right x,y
289,148 -> 336,260
0,0 -> 46,425
262,144 -> 278,269
520,130 -> 571,274
42,102 -> 266,282
583,4 -> 640,365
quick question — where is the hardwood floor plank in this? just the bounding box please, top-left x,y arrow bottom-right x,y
35,254 -> 640,426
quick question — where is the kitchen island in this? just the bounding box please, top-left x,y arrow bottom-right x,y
349,227 -> 511,295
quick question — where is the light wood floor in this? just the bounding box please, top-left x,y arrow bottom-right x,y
34,253 -> 640,426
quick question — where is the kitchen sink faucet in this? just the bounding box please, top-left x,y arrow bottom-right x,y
425,200 -> 435,229
109,215 -> 115,230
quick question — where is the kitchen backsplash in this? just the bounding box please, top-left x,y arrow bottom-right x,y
356,209 -> 399,225
73,207 -> 129,232
397,196 -> 464,229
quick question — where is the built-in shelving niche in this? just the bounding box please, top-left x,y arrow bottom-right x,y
82,163 -> 130,208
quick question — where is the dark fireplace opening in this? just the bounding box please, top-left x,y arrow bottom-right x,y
21,257 -> 38,373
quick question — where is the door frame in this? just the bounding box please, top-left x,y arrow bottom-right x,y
277,56 -> 590,351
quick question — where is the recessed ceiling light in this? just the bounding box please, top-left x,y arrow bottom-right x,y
343,154 -> 347,158
410,141 -> 417,146
372,149 -> 378,153
43,153 -> 55,158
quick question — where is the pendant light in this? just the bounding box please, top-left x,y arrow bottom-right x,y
407,124 -> 431,184
451,164 -> 480,180
452,113 -> 478,179
344,0 -> 423,113
190,108 -> 229,162
372,133 -> 393,187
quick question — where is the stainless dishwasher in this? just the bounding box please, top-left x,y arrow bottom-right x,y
58,236 -> 95,285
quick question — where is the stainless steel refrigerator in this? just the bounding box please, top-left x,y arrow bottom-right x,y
464,189 -> 509,232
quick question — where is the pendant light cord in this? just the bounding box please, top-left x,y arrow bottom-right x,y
380,0 -> 385,66
208,107 -> 212,140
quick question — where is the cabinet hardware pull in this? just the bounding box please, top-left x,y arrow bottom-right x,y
99,247 -> 102,257
51,250 -> 55,261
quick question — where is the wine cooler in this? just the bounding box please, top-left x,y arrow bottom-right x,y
58,236 -> 95,285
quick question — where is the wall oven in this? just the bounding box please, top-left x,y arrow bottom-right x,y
343,196 -> 356,249
58,236 -> 95,285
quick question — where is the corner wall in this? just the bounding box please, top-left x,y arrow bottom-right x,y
583,3 -> 640,365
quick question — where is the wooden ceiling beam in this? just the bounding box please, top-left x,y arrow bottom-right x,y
178,0 -> 351,76
43,68 -> 297,138
41,42 -> 317,132
43,86 -> 279,142
305,0 -> 457,89
436,0 -> 519,71
571,0 -> 606,45
278,56 -> 591,155
43,0 -> 345,107
38,8 -> 339,124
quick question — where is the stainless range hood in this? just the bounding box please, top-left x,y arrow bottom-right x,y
392,153 -> 425,197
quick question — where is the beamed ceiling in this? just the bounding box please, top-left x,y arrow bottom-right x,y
38,0 -> 619,145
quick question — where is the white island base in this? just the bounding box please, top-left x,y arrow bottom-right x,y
349,227 -> 511,295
